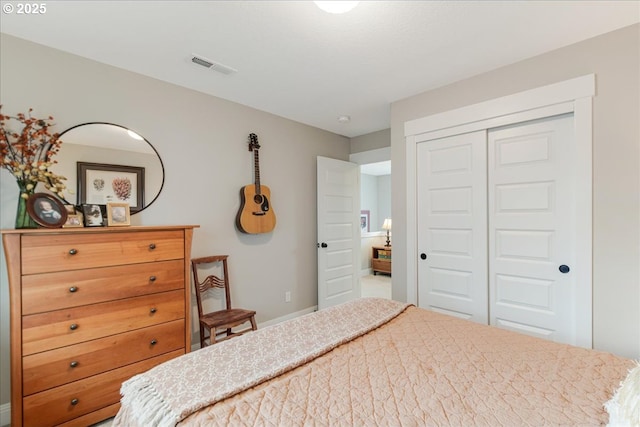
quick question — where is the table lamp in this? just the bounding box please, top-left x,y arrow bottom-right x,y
382,218 -> 392,247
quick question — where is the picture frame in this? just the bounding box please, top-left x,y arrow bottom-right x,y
77,162 -> 145,213
81,204 -> 106,227
106,202 -> 131,226
63,214 -> 84,228
26,193 -> 68,228
360,210 -> 370,232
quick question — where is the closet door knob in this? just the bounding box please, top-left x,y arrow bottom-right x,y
559,265 -> 570,274
420,253 -> 427,260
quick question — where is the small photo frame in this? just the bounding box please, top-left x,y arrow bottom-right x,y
82,204 -> 106,227
63,214 -> 84,228
27,193 -> 68,228
107,202 -> 131,226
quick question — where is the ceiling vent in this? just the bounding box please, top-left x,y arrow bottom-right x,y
191,54 -> 237,75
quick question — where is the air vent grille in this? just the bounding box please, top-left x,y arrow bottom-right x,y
191,54 -> 237,75
192,56 -> 213,68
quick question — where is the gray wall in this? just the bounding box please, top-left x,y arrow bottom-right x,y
351,128 -> 390,154
391,24 -> 640,359
361,173 -> 391,234
0,35 -> 349,408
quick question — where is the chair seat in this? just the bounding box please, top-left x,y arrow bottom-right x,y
200,308 -> 257,330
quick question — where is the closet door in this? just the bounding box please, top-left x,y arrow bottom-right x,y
417,131 -> 488,323
488,114 -> 576,344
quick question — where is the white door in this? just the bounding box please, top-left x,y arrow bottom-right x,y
488,114 -> 576,343
416,131 -> 488,323
317,156 -> 361,310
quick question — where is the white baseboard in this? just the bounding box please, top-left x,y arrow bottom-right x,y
1,402 -> 10,427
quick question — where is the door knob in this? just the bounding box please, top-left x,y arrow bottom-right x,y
420,253 -> 427,260
318,242 -> 328,248
559,265 -> 570,274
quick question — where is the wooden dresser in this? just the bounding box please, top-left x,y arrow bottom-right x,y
371,246 -> 391,275
1,225 -> 198,427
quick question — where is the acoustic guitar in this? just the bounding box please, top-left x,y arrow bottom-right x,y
236,133 -> 277,234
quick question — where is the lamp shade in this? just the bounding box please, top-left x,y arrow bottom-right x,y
382,218 -> 392,230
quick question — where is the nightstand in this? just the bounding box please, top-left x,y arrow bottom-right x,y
372,246 -> 391,275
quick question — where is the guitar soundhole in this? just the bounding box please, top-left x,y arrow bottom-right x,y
253,194 -> 263,204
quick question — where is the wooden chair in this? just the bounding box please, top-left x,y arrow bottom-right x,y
191,255 -> 257,347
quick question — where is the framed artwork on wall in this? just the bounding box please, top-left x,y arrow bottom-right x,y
360,210 -> 370,232
77,162 -> 145,212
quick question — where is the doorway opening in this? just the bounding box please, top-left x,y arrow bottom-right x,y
350,148 -> 391,299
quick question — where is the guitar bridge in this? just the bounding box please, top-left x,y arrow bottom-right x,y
252,211 -> 266,216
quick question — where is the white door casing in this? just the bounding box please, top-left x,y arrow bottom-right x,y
317,156 -> 361,310
417,131 -> 488,322
488,114 -> 576,343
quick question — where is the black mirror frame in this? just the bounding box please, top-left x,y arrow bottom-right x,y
55,122 -> 165,214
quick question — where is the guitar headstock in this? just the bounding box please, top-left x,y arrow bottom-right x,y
248,133 -> 260,151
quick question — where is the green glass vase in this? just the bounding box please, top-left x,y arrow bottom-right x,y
15,184 -> 38,229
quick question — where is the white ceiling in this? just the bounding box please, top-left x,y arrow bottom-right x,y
1,1 -> 638,138
361,161 -> 391,176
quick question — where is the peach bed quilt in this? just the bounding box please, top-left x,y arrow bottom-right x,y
114,298 -> 633,426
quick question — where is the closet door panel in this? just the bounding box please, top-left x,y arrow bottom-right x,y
417,131 -> 488,322
488,114 -> 576,344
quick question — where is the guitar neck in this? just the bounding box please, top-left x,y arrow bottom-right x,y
253,148 -> 261,195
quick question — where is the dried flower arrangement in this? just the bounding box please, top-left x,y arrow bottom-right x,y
0,106 -> 68,228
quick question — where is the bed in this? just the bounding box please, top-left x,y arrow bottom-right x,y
114,298 -> 637,426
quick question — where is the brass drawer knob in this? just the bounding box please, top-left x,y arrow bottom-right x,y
149,276 -> 157,283
69,323 -> 78,331
149,243 -> 156,250
69,286 -> 78,293
150,308 -> 157,314
150,339 -> 158,346
70,398 -> 79,406
70,361 -> 79,368
68,248 -> 78,255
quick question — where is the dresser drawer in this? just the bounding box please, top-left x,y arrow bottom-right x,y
21,230 -> 185,274
22,259 -> 185,315
23,290 -> 185,355
23,350 -> 182,427
23,320 -> 185,395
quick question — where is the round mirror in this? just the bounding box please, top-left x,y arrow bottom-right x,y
53,123 -> 164,214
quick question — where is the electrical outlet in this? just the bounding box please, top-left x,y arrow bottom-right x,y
285,291 -> 291,303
